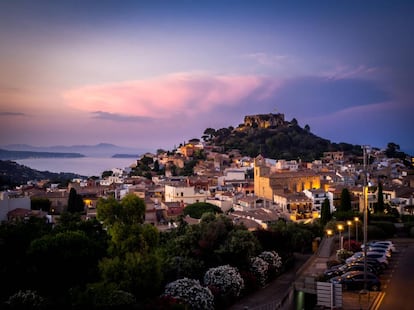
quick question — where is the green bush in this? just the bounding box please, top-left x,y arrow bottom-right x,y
401,215 -> 414,223
370,221 -> 396,238
367,225 -> 387,240
410,227 -> 414,238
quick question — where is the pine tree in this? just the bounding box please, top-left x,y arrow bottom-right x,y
339,188 -> 352,212
67,188 -> 85,213
320,198 -> 332,226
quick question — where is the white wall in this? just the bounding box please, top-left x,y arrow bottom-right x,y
0,192 -> 31,222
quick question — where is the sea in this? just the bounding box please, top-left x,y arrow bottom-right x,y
15,157 -> 138,178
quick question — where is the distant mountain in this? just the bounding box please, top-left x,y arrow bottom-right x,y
112,154 -> 140,158
1,143 -> 149,158
0,149 -> 85,160
0,160 -> 86,187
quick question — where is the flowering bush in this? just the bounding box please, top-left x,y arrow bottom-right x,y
203,265 -> 244,299
163,278 -> 214,310
258,251 -> 282,272
336,249 -> 353,261
5,290 -> 46,309
249,257 -> 269,287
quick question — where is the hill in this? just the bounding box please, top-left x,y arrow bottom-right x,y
0,149 -> 85,160
1,143 -> 148,158
0,160 -> 86,188
203,113 -> 363,161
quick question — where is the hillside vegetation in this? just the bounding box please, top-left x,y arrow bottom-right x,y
0,160 -> 85,188
203,114 -> 363,161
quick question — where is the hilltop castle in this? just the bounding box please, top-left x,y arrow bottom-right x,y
243,113 -> 286,129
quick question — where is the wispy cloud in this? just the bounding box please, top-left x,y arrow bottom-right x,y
322,64 -> 378,80
0,111 -> 26,116
63,73 -> 282,119
243,52 -> 291,67
91,111 -> 153,122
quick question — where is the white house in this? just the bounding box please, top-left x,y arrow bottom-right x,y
164,184 -> 209,204
218,168 -> 246,186
275,159 -> 299,171
0,191 -> 31,222
303,189 -> 334,213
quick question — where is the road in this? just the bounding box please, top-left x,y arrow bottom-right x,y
376,239 -> 414,310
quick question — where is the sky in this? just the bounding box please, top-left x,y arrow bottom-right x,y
1,0 -> 413,155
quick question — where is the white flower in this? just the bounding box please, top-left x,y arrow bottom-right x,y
203,265 -> 244,298
6,290 -> 46,308
163,277 -> 214,310
258,250 -> 282,271
250,257 -> 269,287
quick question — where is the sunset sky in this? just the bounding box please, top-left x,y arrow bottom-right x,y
1,1 -> 413,154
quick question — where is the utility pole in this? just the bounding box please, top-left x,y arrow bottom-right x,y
362,145 -> 370,293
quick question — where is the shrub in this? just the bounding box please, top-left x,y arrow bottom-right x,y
336,249 -> 353,262
5,290 -> 47,309
367,225 -> 387,239
163,278 -> 214,310
258,251 -> 283,279
249,257 -> 269,287
370,221 -> 396,238
258,251 -> 282,271
410,226 -> 414,238
203,265 -> 244,299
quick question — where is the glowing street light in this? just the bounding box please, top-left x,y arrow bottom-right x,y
326,229 -> 333,237
347,220 -> 352,250
337,224 -> 344,250
354,217 -> 359,243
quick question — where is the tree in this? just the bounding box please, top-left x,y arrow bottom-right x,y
101,170 -> 113,178
99,251 -> 162,300
339,188 -> 352,212
203,128 -> 216,142
28,231 -> 103,296
218,229 -> 261,269
304,124 -> 310,133
183,202 -> 223,219
67,188 -> 85,213
320,198 -> 332,226
31,198 -> 51,212
97,194 -> 146,227
153,160 -> 160,172
374,182 -> 385,213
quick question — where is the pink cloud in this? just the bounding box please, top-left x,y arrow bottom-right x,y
63,73 -> 281,119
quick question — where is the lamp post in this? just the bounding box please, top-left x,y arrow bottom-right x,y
337,224 -> 344,250
347,220 -> 352,251
362,145 -> 370,293
326,229 -> 333,238
354,217 -> 359,244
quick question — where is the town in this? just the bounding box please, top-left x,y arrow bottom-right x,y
2,114 -> 413,227
1,113 -> 414,309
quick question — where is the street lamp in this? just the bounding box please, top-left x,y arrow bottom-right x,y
354,217 -> 359,244
326,229 -> 333,238
337,224 -> 344,250
347,220 -> 352,250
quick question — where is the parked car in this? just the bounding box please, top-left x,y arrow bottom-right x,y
352,257 -> 387,271
365,240 -> 396,252
324,263 -> 378,278
345,251 -> 388,265
367,246 -> 392,258
330,271 -> 381,291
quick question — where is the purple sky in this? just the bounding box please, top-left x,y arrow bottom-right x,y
1,1 -> 413,154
